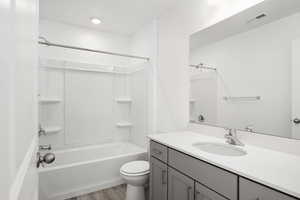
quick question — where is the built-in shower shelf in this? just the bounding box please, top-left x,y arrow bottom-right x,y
115,98 -> 132,103
44,126 -> 62,134
116,122 -> 132,128
39,97 -> 62,104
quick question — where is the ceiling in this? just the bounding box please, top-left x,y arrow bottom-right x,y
190,0 -> 300,49
40,0 -> 182,35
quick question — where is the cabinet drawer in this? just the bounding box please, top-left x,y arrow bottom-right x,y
195,182 -> 227,200
168,149 -> 238,200
239,178 -> 297,200
150,141 -> 168,162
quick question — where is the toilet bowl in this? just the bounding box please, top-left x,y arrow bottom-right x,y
120,161 -> 150,200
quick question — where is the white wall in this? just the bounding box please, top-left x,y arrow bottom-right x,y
190,13 -> 300,137
129,22 -> 157,147
39,20 -> 133,66
154,0 -> 265,132
13,0 -> 39,176
0,0 -> 39,199
189,70 -> 218,124
0,0 -> 14,198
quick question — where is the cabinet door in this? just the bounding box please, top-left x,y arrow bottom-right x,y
168,167 -> 194,200
195,182 -> 227,200
239,178 -> 297,200
150,157 -> 168,200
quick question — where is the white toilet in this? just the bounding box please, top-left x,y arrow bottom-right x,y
120,160 -> 150,200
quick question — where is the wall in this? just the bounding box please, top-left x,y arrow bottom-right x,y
39,20 -> 133,66
0,0 -> 39,199
0,0 -> 14,198
129,21 -> 158,147
155,0 -> 265,132
190,13 -> 300,137
189,69 -> 218,124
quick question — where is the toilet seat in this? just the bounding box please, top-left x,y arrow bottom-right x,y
120,161 -> 150,176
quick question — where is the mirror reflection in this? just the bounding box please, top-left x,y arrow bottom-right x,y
189,0 -> 300,139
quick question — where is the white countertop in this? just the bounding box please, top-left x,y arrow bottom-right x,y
148,131 -> 300,198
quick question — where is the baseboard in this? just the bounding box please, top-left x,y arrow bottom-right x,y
49,178 -> 125,200
10,136 -> 38,200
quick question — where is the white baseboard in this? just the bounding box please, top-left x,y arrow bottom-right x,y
49,178 -> 125,200
10,136 -> 38,200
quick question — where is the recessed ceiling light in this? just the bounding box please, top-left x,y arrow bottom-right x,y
90,17 -> 102,25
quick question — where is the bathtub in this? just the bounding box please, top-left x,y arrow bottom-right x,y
39,142 -> 147,200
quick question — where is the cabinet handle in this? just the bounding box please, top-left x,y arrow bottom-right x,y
162,170 -> 167,185
195,191 -> 212,200
153,148 -> 162,155
195,191 -> 201,200
187,186 -> 192,200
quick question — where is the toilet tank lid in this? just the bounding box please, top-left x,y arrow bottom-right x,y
120,161 -> 149,174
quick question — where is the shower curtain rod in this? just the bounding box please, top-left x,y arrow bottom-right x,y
38,36 -> 150,61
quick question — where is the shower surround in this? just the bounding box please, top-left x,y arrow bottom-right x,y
38,58 -> 149,200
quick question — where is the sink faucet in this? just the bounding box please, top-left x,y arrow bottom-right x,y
224,128 -> 244,146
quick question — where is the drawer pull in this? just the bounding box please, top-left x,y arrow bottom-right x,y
187,186 -> 192,200
195,191 -> 201,200
162,170 -> 167,185
195,191 -> 212,200
153,148 -> 163,155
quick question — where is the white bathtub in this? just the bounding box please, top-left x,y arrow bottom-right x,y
39,142 -> 147,200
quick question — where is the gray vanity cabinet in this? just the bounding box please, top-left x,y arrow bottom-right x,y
150,157 -> 168,200
195,182 -> 227,200
149,140 -> 298,200
168,167 -> 194,200
239,178 -> 297,200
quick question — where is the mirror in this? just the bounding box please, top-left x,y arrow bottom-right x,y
189,0 -> 300,139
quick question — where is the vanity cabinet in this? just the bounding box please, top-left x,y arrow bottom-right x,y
149,140 -> 298,200
239,178 -> 297,200
150,157 -> 168,200
150,140 -> 168,162
195,182 -> 227,200
168,148 -> 238,200
168,167 -> 194,200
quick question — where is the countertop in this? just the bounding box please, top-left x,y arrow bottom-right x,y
148,131 -> 300,198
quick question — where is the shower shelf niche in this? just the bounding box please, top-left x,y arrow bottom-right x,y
115,98 -> 132,103
39,97 -> 62,104
116,122 -> 132,128
43,126 -> 62,134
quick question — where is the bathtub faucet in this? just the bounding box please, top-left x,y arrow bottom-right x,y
39,144 -> 52,151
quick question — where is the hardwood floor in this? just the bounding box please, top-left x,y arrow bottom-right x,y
66,185 -> 126,200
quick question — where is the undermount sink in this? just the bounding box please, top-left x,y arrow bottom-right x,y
193,142 -> 247,156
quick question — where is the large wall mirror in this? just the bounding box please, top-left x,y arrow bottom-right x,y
189,0 -> 300,139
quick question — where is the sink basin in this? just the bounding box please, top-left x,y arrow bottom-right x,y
193,142 -> 247,156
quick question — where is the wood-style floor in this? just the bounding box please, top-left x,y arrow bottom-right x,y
66,185 -> 126,200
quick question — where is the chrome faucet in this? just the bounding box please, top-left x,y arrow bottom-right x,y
224,128 -> 244,146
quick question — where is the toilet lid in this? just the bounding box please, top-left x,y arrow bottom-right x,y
120,161 -> 149,175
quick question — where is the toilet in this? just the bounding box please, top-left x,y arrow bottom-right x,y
120,161 -> 150,200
